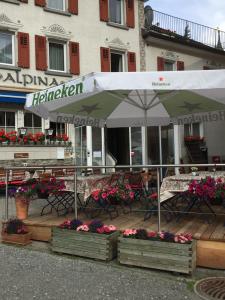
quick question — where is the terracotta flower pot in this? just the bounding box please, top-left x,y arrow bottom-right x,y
15,196 -> 30,220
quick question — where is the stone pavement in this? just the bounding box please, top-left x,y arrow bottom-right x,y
0,242 -> 202,300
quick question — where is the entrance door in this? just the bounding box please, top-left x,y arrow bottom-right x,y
75,126 -> 87,166
107,128 -> 130,165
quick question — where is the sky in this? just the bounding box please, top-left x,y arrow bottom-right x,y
145,0 -> 225,31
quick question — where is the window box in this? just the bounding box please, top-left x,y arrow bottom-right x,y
51,227 -> 119,261
118,237 -> 196,274
1,231 -> 31,245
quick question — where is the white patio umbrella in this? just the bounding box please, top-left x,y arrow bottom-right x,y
26,70 -> 225,128
25,70 -> 225,220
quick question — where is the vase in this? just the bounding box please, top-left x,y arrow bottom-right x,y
15,195 -> 30,220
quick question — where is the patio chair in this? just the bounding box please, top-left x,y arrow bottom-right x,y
84,174 -> 121,220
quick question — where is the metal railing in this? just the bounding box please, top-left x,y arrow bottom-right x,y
148,10 -> 225,51
2,163 -> 225,232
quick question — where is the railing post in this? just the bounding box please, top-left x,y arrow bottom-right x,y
74,168 -> 78,219
4,169 -> 9,221
157,167 -> 161,232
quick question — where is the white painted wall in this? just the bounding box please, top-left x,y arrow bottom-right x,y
145,43 -> 225,162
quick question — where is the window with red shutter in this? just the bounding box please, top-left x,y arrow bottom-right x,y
100,47 -> 110,72
100,0 -> 108,22
18,32 -> 30,68
69,42 -> 80,75
35,35 -> 47,71
126,0 -> 135,28
177,61 -> 184,71
127,52 -> 136,72
35,0 -> 46,7
68,0 -> 78,14
157,57 -> 165,71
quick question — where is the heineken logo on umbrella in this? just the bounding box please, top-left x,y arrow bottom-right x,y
152,77 -> 171,87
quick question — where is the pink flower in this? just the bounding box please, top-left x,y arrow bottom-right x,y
129,191 -> 135,199
123,229 -> 137,236
147,231 -> 157,238
101,192 -> 107,199
108,225 -> 117,231
97,227 -> 105,234
76,225 -> 89,232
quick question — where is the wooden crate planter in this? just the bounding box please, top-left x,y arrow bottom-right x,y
1,232 -> 32,246
118,237 -> 196,274
51,227 -> 120,261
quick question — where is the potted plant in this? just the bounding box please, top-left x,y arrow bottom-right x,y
51,219 -> 119,261
1,218 -> 31,245
35,176 -> 66,199
118,229 -> 196,274
9,183 -> 36,220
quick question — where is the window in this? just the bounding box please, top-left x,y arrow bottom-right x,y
24,112 -> 42,133
109,0 -> 124,25
0,111 -> 15,132
48,41 -> 66,72
47,0 -> 65,11
50,122 -> 65,136
0,32 -> 14,65
111,52 -> 124,72
184,123 -> 200,137
164,61 -> 174,71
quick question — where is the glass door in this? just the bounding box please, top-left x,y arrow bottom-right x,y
75,126 -> 87,167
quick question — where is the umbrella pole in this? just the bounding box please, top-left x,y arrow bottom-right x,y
74,169 -> 78,219
157,167 -> 161,232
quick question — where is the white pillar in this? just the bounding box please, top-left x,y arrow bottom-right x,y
101,127 -> 106,172
86,126 -> 92,167
17,110 -> 24,130
174,125 -> 180,175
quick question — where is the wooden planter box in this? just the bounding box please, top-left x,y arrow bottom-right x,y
1,232 -> 32,246
51,227 -> 120,261
118,237 -> 196,274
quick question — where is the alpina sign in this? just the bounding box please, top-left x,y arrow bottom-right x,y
0,70 -> 65,87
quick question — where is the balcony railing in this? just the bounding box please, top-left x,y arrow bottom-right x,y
147,9 -> 225,51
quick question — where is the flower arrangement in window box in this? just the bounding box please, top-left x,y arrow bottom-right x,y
1,218 -> 31,245
184,136 -> 204,142
118,228 -> 196,274
52,219 -> 119,261
55,133 -> 69,144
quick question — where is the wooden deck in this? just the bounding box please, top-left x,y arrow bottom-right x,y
24,205 -> 225,242
23,205 -> 225,269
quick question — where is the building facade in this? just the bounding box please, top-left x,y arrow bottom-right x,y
0,0 -> 144,164
143,6 -> 225,167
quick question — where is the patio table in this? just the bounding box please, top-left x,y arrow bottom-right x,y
160,171 -> 225,221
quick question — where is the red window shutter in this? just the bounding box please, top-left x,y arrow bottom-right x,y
126,0 -> 135,28
127,52 -> 136,72
68,0 -> 78,15
203,66 -> 210,70
157,57 -> 164,71
18,32 -> 30,68
100,47 -> 110,72
35,35 -> 47,71
177,61 -> 184,71
69,42 -> 80,75
99,0 -> 108,22
35,0 -> 46,7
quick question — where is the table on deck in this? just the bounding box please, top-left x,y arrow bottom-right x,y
160,171 -> 225,221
